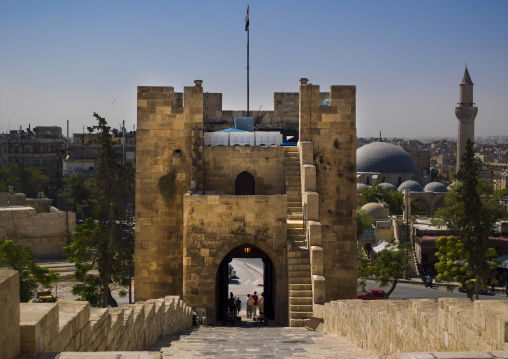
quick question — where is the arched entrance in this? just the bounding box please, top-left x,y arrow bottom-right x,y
216,244 -> 275,323
235,171 -> 255,195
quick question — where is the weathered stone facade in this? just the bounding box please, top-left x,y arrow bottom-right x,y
135,81 -> 358,325
0,206 -> 75,258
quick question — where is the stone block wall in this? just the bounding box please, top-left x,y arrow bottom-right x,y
135,85 -> 203,301
0,268 -> 193,357
299,84 -> 357,301
314,298 -> 508,359
203,146 -> 285,195
0,206 -> 75,258
0,269 -> 20,359
182,193 -> 288,324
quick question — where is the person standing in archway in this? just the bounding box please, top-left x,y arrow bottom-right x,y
227,292 -> 236,322
251,291 -> 258,318
246,294 -> 254,318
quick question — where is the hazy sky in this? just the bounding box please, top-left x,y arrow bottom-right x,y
1,1 -> 507,138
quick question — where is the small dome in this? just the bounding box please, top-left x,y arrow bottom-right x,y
357,142 -> 418,174
424,182 -> 448,193
379,182 -> 397,191
357,183 -> 370,192
398,180 -> 424,193
361,202 -> 389,223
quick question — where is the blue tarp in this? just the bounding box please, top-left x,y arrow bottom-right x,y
320,99 -> 330,106
217,128 -> 248,133
234,117 -> 254,131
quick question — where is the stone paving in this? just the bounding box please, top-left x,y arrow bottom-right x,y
148,325 -> 378,359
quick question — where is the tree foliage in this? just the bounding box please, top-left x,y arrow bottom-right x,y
434,236 -> 498,300
359,182 -> 418,215
58,173 -> 96,220
65,113 -> 135,308
0,162 -> 49,198
357,206 -> 372,238
358,239 -> 413,298
0,239 -> 61,302
431,139 -> 507,299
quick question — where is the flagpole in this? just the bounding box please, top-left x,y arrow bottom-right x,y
246,5 -> 250,117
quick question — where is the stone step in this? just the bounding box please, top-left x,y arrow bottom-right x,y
290,311 -> 313,319
290,296 -> 313,305
288,257 -> 310,265
288,231 -> 305,236
286,175 -> 300,181
292,241 -> 307,247
289,270 -> 310,278
286,191 -> 302,197
289,283 -> 312,290
288,249 -> 309,258
284,147 -> 298,152
288,264 -> 310,271
287,219 -> 303,228
289,277 -> 312,285
286,181 -> 301,188
290,304 -> 313,312
288,212 -> 303,219
288,197 -> 302,203
290,318 -> 311,327
287,207 -> 302,214
290,290 -> 313,297
286,171 -> 300,177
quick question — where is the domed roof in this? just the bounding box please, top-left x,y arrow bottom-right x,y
357,183 -> 370,192
424,182 -> 448,193
357,142 -> 418,174
379,182 -> 397,191
398,180 -> 424,193
361,202 -> 389,223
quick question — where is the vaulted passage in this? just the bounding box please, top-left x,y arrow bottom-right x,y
235,171 -> 255,195
216,244 -> 274,323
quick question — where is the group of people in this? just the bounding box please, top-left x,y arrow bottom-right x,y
227,291 -> 265,322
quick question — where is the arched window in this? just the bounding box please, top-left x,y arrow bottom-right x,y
235,171 -> 255,195
365,176 -> 370,185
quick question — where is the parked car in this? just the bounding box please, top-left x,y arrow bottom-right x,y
228,265 -> 236,281
458,279 -> 488,294
357,289 -> 386,300
30,290 -> 61,303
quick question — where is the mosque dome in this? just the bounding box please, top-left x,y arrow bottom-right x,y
357,183 -> 370,192
357,142 -> 418,174
398,180 -> 424,193
424,182 -> 448,193
379,183 -> 397,191
361,202 -> 389,224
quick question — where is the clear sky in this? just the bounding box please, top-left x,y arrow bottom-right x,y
1,1 -> 507,138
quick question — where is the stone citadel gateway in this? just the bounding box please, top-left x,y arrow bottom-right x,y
135,80 -> 357,326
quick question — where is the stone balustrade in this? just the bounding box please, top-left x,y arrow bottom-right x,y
0,269 -> 193,359
314,298 -> 508,359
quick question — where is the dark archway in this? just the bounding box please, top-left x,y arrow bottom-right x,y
235,171 -> 255,195
215,244 -> 274,322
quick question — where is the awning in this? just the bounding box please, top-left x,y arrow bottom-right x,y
372,239 -> 399,254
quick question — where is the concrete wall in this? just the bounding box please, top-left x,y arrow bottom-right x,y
0,206 -> 75,258
299,84 -> 358,301
203,146 -> 285,195
314,298 -> 508,359
182,193 -> 288,324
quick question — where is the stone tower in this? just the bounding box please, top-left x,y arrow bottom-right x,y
455,66 -> 478,170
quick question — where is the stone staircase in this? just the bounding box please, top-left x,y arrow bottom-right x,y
407,249 -> 420,277
284,146 -> 313,327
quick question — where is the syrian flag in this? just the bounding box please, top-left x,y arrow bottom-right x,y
245,5 -> 249,31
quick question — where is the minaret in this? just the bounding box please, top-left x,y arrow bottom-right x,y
455,66 -> 478,171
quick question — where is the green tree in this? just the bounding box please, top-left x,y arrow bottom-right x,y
359,182 -> 419,215
357,206 -> 372,238
65,113 -> 135,308
0,240 -> 61,302
358,239 -> 413,298
59,173 -> 96,220
432,139 -> 508,299
0,162 -> 49,198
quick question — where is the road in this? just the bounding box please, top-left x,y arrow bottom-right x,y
228,258 -> 264,300
364,279 -> 508,300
